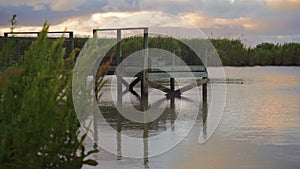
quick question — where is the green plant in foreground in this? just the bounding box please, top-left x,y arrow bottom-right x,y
0,24 -> 98,169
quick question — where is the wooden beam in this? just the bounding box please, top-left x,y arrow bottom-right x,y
4,31 -> 74,38
175,79 -> 208,94
94,27 -> 148,31
148,80 -> 181,99
148,72 -> 208,80
121,77 -> 129,89
129,77 -> 141,91
148,81 -> 171,93
150,66 -> 206,72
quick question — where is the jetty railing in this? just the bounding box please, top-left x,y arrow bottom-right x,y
1,31 -> 74,69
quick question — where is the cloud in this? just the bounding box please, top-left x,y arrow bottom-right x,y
44,11 -> 135,36
102,0 -> 139,11
50,0 -> 88,11
0,0 -> 141,12
139,0 -> 204,15
0,0 -> 88,11
179,12 -> 270,31
0,0 -> 300,45
0,11 -> 156,37
266,0 -> 300,12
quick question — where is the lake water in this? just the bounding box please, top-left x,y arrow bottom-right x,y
83,66 -> 300,169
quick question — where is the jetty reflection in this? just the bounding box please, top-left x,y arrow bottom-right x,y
97,89 -> 208,168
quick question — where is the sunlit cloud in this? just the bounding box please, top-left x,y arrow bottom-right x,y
0,11 -> 158,37
179,12 -> 270,31
266,0 -> 300,12
276,34 -> 300,40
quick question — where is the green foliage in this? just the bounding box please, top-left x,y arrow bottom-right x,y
106,36 -> 300,66
0,24 -> 97,169
1,35 -> 300,66
0,38 -> 20,69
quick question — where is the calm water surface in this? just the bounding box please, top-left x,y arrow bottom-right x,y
84,66 -> 300,169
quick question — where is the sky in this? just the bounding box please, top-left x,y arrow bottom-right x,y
0,0 -> 300,46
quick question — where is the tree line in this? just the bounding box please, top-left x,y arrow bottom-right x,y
210,39 -> 300,66
74,37 -> 300,66
1,36 -> 300,67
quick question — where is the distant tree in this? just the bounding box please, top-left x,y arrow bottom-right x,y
9,14 -> 17,33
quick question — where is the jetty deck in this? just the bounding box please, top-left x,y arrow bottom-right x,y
94,27 -> 208,107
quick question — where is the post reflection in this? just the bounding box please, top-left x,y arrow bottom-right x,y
202,101 -> 208,141
117,113 -> 123,160
98,90 -> 207,168
143,123 -> 149,168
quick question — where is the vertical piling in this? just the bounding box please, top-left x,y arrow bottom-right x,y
117,114 -> 122,160
92,29 -> 97,38
141,28 -> 149,110
117,29 -> 122,108
170,77 -> 176,131
170,77 -> 175,107
69,32 -> 74,53
143,123 -> 149,167
202,77 -> 208,106
202,82 -> 208,140
93,110 -> 98,149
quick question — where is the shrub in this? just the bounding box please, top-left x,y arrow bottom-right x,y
0,24 -> 97,169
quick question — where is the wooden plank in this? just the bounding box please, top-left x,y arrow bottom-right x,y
150,66 -> 206,72
148,81 -> 171,93
148,72 -> 208,80
118,71 -> 207,78
94,27 -> 148,31
109,66 -> 206,72
4,31 -> 73,38
176,79 -> 208,93
124,67 -> 143,73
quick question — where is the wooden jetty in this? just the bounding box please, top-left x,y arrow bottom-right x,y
1,28 -> 208,106
93,27 -> 208,108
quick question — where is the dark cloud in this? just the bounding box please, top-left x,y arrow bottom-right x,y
0,5 -> 74,26
0,0 -> 108,26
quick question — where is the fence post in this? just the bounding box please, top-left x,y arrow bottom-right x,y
141,28 -> 149,110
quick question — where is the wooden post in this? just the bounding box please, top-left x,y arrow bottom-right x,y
93,110 -> 98,149
141,28 -> 149,110
170,78 -> 176,132
117,114 -> 122,160
91,30 -> 99,149
143,123 -> 149,167
202,88 -> 208,140
69,32 -> 74,52
202,77 -> 207,104
117,29 -> 122,108
170,78 -> 175,91
92,29 -> 97,38
170,77 -> 175,107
